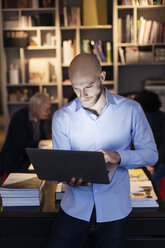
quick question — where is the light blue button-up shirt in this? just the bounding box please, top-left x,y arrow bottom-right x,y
52,88 -> 158,222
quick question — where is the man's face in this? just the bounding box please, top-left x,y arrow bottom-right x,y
35,100 -> 51,120
72,73 -> 103,109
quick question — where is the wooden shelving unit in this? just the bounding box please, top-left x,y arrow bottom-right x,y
1,0 -> 165,133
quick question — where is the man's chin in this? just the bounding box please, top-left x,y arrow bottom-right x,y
82,102 -> 94,109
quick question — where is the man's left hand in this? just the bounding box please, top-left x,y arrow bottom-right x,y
98,149 -> 121,164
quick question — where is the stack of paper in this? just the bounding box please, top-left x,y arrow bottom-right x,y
0,173 -> 45,209
55,182 -> 66,202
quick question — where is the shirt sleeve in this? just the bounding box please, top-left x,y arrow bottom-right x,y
52,111 -> 71,150
117,104 -> 158,169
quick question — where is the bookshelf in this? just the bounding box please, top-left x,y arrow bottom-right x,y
114,0 -> 165,94
0,0 -> 115,133
1,0 -> 165,133
0,0 -> 62,133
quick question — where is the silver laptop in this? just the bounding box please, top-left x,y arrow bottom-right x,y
26,148 -> 118,184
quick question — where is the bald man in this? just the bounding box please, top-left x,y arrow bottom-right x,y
49,54 -> 158,248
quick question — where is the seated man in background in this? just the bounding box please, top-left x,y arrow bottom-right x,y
1,92 -> 51,175
134,89 -> 165,189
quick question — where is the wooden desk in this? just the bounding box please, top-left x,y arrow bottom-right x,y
0,181 -> 165,248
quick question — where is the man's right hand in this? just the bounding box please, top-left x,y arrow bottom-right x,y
68,177 -> 91,187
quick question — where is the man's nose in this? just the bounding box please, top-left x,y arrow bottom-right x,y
80,89 -> 87,98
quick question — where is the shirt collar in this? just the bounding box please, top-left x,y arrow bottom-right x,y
75,87 -> 117,112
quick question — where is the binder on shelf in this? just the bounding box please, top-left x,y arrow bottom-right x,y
82,0 -> 108,26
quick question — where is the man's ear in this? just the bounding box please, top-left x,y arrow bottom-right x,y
99,71 -> 106,83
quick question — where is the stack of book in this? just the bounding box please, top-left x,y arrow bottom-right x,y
138,17 -> 165,44
82,40 -> 112,63
0,173 -> 45,211
129,168 -> 159,209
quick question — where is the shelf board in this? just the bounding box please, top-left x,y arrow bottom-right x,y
61,25 -> 112,30
3,26 -> 56,31
2,8 -> 56,11
117,5 -> 165,9
117,6 -> 134,9
61,26 -> 79,30
27,46 -> 56,50
101,62 -> 113,66
62,62 -> 113,67
62,81 -> 115,86
80,25 -> 112,29
51,99 -> 59,104
118,43 -> 165,47
137,5 -> 165,9
7,101 -> 29,105
104,81 -> 115,85
118,62 -> 165,66
145,85 -> 165,91
7,99 -> 59,105
6,83 -> 39,87
6,83 -> 57,86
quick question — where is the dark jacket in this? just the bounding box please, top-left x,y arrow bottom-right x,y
150,111 -> 165,166
1,107 -> 47,174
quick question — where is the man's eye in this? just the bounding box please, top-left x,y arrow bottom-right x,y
86,85 -> 92,89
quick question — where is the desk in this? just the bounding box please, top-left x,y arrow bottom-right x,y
0,181 -> 165,248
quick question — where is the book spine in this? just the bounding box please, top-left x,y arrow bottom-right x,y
96,40 -> 107,62
106,42 -> 112,63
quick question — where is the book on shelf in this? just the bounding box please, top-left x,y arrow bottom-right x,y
138,16 -> 146,44
96,40 -> 107,63
125,14 -> 132,43
60,0 -> 81,27
82,39 -> 90,54
82,40 -> 109,63
119,14 -> 133,43
118,47 -> 125,64
62,40 -> 74,65
143,20 -> 152,44
138,17 -> 165,44
106,42 -> 112,63
118,18 -> 122,43
0,173 -> 45,209
88,40 -> 101,60
71,7 -> 81,26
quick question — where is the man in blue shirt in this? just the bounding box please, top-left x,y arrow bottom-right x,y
48,53 -> 158,248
